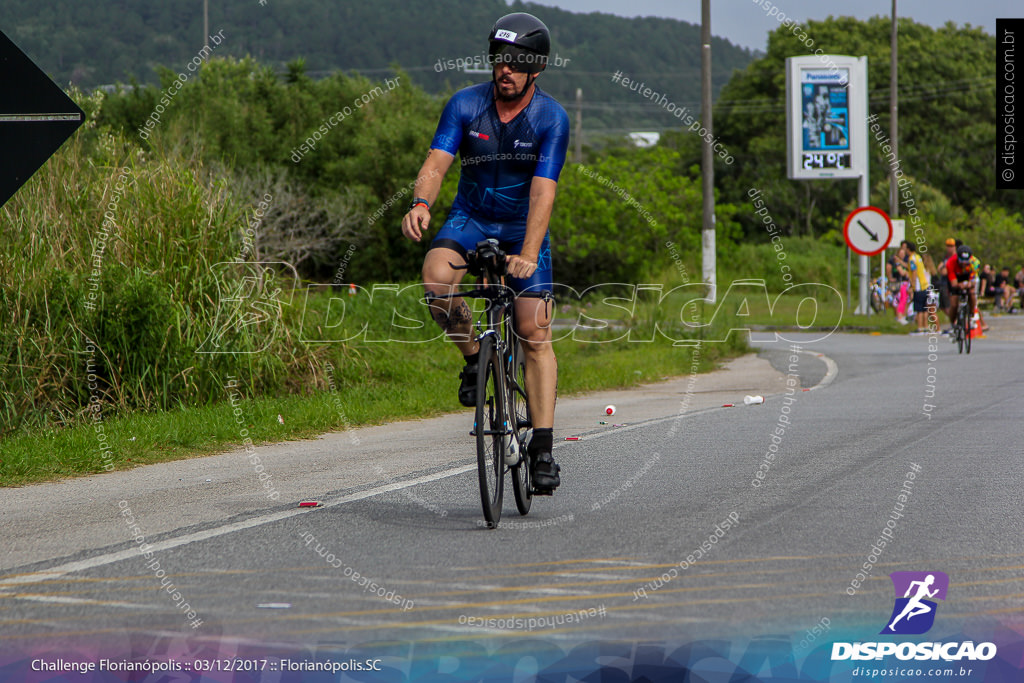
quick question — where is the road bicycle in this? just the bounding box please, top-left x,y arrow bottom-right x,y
426,239 -> 535,527
952,286 -> 973,354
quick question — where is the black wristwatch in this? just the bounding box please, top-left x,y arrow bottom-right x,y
409,197 -> 430,211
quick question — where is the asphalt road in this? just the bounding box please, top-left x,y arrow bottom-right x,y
2,323 -> 1022,668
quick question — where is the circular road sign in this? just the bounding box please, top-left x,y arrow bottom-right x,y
843,206 -> 893,257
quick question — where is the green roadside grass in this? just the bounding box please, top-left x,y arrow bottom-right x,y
1,281 -> 908,488
749,291 -> 918,334
583,282 -> 915,337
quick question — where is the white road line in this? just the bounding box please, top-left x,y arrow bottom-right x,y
801,350 -> 839,391
0,594 -> 155,609
556,573 -> 639,581
0,466 -> 475,590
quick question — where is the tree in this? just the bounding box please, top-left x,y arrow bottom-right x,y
551,146 -> 739,288
712,16 -> 1015,240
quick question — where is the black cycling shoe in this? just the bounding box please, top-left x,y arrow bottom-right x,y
458,364 -> 477,407
531,451 -> 561,494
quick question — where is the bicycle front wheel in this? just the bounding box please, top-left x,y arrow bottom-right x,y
950,307 -> 958,356
508,340 -> 532,516
476,335 -> 505,527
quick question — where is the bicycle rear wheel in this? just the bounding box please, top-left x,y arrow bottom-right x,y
965,312 -> 973,354
476,335 -> 505,527
508,340 -> 532,516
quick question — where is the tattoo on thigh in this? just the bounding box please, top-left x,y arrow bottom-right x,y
431,301 -> 472,332
431,308 -> 450,330
451,301 -> 472,327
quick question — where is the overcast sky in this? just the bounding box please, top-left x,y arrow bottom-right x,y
526,0 -> 1009,51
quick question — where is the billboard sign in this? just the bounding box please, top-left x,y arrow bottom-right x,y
786,55 -> 867,180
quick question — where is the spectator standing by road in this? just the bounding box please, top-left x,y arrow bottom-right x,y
888,243 -> 911,324
907,243 -> 931,334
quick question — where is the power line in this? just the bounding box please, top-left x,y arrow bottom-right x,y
570,78 -> 991,119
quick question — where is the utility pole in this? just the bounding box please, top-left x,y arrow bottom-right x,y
883,0 -> 898,288
575,88 -> 583,163
701,0 -> 716,302
889,0 -> 899,221
204,0 -> 209,46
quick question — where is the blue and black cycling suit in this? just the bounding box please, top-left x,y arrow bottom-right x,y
429,82 -> 570,295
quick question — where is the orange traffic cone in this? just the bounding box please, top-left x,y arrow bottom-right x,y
970,311 -> 984,338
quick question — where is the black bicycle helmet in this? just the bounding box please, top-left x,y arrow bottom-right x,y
957,245 -> 972,263
488,12 -> 550,74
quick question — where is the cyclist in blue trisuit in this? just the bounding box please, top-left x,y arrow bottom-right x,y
401,12 -> 570,494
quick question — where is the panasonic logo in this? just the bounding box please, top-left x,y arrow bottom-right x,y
804,73 -> 846,83
831,642 -> 997,662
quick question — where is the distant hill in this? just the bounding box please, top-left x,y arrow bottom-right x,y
3,0 -> 755,135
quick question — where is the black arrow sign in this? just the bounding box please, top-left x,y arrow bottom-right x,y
857,218 -> 880,242
0,30 -> 84,209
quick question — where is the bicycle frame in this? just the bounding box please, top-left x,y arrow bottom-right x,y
425,241 -> 521,412
424,238 -> 536,525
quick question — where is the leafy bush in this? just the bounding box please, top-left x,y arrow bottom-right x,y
724,235 -> 847,292
552,146 -> 740,288
1,92 -> 293,434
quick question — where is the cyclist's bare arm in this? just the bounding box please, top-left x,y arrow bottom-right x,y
507,176 -> 557,280
402,150 -> 455,242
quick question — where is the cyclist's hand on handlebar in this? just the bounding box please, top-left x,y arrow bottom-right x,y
506,254 -> 537,280
401,206 -> 431,242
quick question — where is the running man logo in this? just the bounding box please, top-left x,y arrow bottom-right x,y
880,571 -> 949,635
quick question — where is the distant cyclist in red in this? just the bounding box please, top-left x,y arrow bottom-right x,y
946,244 -> 979,335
